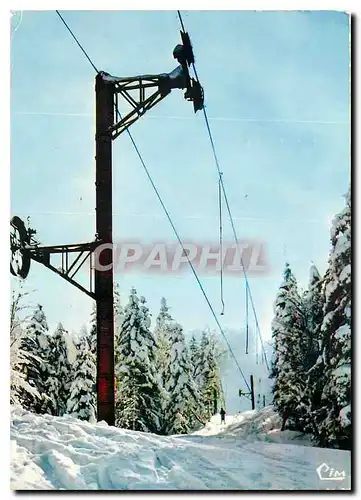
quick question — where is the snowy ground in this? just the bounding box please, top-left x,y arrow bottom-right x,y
10,405 -> 351,491
193,407 -> 315,446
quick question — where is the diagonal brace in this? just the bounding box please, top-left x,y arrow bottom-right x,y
111,89 -> 168,139
30,252 -> 96,299
98,67 -> 188,139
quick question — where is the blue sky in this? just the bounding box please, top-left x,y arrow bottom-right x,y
11,10 -> 350,349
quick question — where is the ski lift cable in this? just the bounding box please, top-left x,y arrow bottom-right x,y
256,310 -> 259,364
177,9 -> 186,33
176,10 -> 270,372
212,116 -> 270,370
122,110 -> 250,392
55,10 -> 99,74
54,10 -> 251,393
245,284 -> 249,355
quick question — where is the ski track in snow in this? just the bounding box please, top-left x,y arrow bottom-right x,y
10,406 -> 351,491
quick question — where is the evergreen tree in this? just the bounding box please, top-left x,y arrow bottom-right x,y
164,322 -> 200,434
318,190 -> 351,449
152,298 -> 174,434
155,297 -> 173,331
301,265 -> 325,437
20,304 -> 49,413
114,282 -> 124,336
79,324 -> 88,339
10,287 -> 40,406
11,332 -> 40,406
270,263 -> 305,431
43,323 -> 72,416
303,265 -> 324,366
154,297 -> 173,389
189,333 -> 200,379
115,288 -> 162,434
67,335 -> 96,422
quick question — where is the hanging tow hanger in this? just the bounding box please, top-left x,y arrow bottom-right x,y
255,304 -> 259,364
218,173 -> 225,315
245,283 -> 249,354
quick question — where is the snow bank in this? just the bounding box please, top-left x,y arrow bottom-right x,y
194,406 -> 314,446
10,406 -> 351,491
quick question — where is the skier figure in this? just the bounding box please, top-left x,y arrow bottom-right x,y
220,407 -> 226,425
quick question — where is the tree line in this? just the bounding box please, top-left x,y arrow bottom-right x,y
11,189 -> 350,447
10,285 -> 224,436
270,189 -> 351,450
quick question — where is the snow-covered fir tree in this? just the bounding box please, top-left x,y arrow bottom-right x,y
115,288 -> 162,434
197,330 -> 223,421
155,297 -> 173,332
20,304 -> 50,413
114,282 -> 124,335
189,333 -> 201,379
11,332 -> 40,406
67,334 -> 96,422
164,322 -> 201,434
79,324 -> 88,340
154,297 -> 173,389
317,189 -> 351,449
302,265 -> 324,369
301,264 -> 325,437
270,263 -> 306,431
43,323 -> 72,416
10,287 -> 40,406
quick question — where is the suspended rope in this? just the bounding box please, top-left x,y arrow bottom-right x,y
55,10 -> 99,74
56,9 -> 252,393
219,173 -> 225,316
245,283 -> 249,355
177,9 -> 186,32
118,109 -> 251,393
176,9 -> 270,373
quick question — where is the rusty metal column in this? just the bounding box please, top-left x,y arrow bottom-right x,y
250,375 -> 255,410
95,73 -> 115,425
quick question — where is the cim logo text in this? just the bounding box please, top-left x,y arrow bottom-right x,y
317,463 -> 346,481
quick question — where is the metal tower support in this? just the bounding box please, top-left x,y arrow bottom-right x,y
10,31 -> 204,426
95,74 -> 115,425
238,374 -> 256,410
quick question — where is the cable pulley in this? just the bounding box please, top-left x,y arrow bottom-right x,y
173,30 -> 204,112
13,10 -> 256,400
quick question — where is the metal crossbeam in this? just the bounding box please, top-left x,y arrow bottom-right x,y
26,242 -> 98,254
30,251 -> 95,299
28,241 -> 98,299
101,66 -> 189,139
111,89 -> 167,139
11,33 -> 204,426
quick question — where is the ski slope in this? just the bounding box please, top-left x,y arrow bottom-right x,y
10,406 -> 351,491
193,407 -> 314,446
